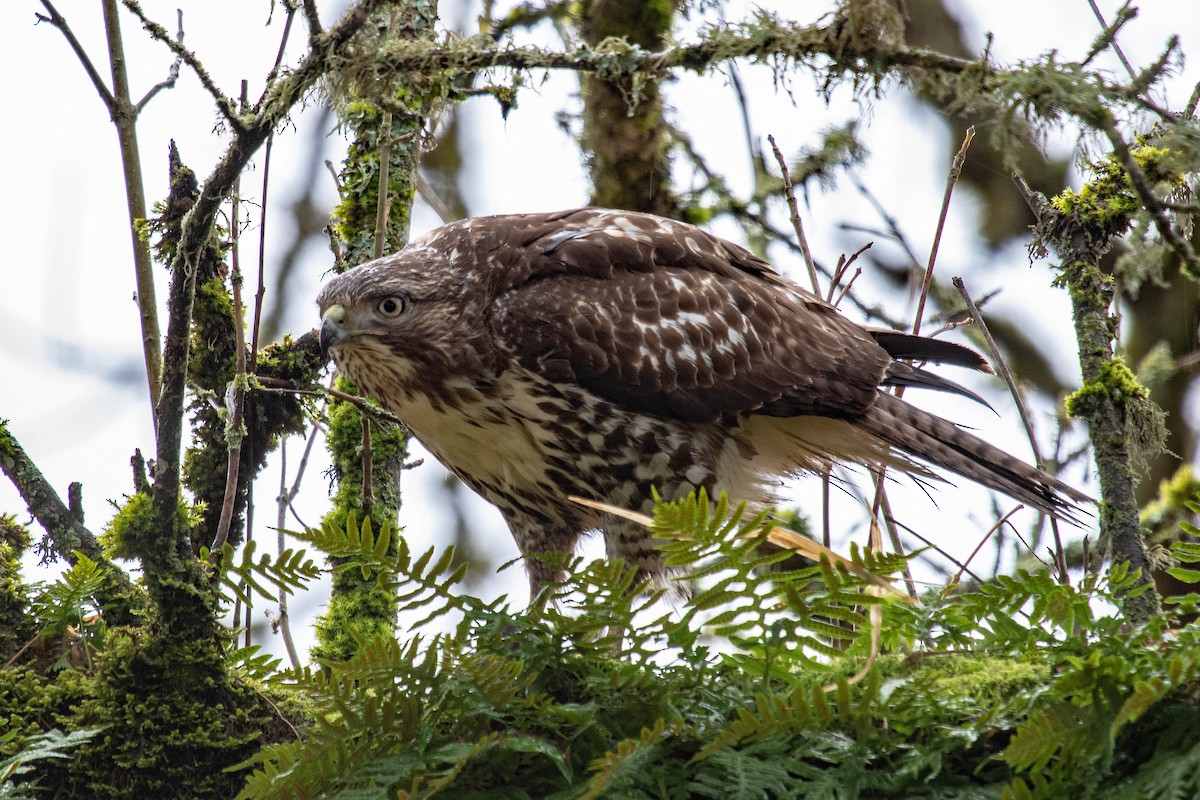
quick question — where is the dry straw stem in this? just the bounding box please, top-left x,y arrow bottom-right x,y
567,496 -> 915,603
570,496 -> 892,691
912,127 -> 974,337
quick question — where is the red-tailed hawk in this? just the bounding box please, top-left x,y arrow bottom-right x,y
317,208 -> 1086,594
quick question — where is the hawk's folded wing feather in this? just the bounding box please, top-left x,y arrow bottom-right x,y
486,210 -> 978,424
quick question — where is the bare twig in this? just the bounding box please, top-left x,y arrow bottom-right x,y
767,134 -> 820,294
252,131 -> 275,364
40,0 -> 165,429
945,506 -> 1025,593
262,3 -> 298,97
255,376 -> 407,427
1083,0 -> 1138,78
877,490 -> 919,600
953,276 -> 1069,583
102,0 -> 165,430
415,170 -> 457,224
893,519 -> 985,586
135,9 -> 183,110
821,473 -> 831,548
912,127 -> 973,336
211,183 -> 249,556
846,173 -> 924,279
274,422 -> 321,671
118,0 -> 241,129
36,2 -> 115,107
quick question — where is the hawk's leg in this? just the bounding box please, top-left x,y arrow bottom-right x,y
602,515 -> 667,591
504,514 -> 582,603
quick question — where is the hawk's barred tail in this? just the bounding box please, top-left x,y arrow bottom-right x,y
858,392 -> 1090,522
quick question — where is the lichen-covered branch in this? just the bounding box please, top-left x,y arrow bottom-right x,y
1026,147 -> 1176,623
578,0 -> 678,215
334,15 -> 972,85
151,0 -> 390,555
0,420 -> 141,625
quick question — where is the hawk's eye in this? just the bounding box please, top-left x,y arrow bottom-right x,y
376,296 -> 408,317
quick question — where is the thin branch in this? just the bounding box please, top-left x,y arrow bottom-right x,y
274,421 -> 322,671
846,171 -> 924,278
263,3 -> 298,95
361,417 -> 374,520
767,134 -> 820,294
118,0 -> 241,129
1083,0 -> 1138,78
912,127 -> 972,336
135,8 -> 183,111
255,376 -> 407,427
302,0 -> 323,38
953,276 -> 1069,584
415,170 -> 457,224
42,0 -> 165,429
893,518 -> 985,586
211,184 -> 249,555
36,1 -> 116,111
944,506 -> 1026,593
251,131 -> 276,363
248,2 -> 299,362
877,490 -> 919,600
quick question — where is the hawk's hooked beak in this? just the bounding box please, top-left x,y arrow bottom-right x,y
319,304 -> 348,362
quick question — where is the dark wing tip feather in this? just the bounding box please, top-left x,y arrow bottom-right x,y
883,362 -> 996,413
869,330 -> 994,375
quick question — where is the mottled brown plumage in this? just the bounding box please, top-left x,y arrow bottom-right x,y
317,208 -> 1087,594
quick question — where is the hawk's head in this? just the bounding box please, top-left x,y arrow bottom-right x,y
316,246 -> 491,401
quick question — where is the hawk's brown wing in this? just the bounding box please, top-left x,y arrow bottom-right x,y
485,209 -> 898,424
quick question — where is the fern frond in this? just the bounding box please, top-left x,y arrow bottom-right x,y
206,539 -> 321,605
28,553 -> 105,633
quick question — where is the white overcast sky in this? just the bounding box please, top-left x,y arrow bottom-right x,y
2,1 -> 1198,658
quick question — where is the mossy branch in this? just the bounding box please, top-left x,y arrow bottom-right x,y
149,0 -> 391,563
1024,149 -> 1170,623
0,421 -> 140,626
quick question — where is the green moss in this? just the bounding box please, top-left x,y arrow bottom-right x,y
0,667 -> 91,767
310,568 -> 400,663
101,492 -> 199,562
322,379 -> 408,529
5,628 -> 287,799
1065,356 -> 1149,419
316,381 -> 409,662
0,515 -> 34,658
1140,464 -> 1200,539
